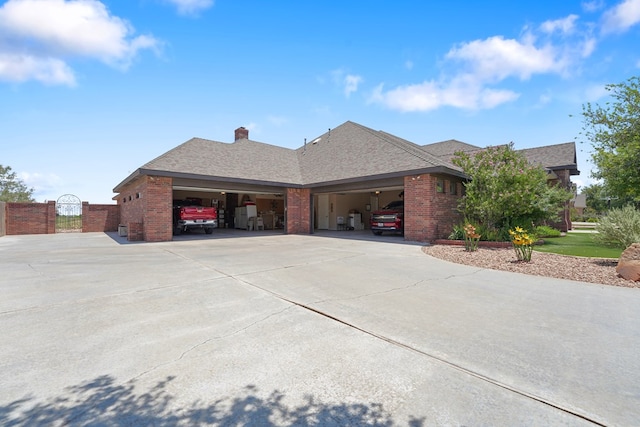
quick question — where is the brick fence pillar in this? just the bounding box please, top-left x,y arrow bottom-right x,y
47,200 -> 56,234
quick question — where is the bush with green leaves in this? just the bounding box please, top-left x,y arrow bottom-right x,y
594,205 -> 640,248
448,224 -> 465,240
452,144 -> 572,235
534,225 -> 562,238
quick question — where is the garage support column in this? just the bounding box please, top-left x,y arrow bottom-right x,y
403,175 -> 432,242
404,174 -> 462,242
285,188 -> 311,235
117,175 -> 173,242
143,176 -> 173,242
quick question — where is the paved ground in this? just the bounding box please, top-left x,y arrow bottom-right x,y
1,231 -> 639,426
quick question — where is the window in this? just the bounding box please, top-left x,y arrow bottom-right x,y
436,178 -> 445,193
449,181 -> 457,195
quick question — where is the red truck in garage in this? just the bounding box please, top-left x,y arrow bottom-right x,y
173,198 -> 218,235
370,200 -> 404,235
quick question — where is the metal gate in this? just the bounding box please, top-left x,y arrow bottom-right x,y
56,194 -> 82,233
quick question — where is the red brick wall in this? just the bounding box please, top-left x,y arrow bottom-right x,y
128,222 -> 144,241
5,201 -> 56,235
117,175 -> 173,242
82,202 -> 120,232
0,202 -> 5,236
286,188 -> 311,234
404,174 -> 462,242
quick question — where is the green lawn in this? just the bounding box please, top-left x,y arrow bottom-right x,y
534,232 -> 622,258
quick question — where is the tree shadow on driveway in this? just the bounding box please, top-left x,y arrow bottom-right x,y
0,375 -> 425,426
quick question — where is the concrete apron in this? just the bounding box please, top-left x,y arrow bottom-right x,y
0,232 -> 638,425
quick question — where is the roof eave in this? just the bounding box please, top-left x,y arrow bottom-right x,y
546,165 -> 580,176
113,169 -> 142,193
120,168 -> 302,192
303,166 -> 467,189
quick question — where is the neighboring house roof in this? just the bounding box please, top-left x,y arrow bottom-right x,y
113,121 -> 579,192
573,193 -> 587,209
519,142 -> 579,175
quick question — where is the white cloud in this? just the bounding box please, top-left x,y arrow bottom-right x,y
164,0 -> 214,16
344,74 -> 363,97
580,37 -> 597,57
584,82 -> 609,101
537,92 -> 552,106
540,14 -> 580,35
369,76 -> 519,112
601,0 -> 640,33
0,0 -> 160,85
445,35 -> 566,81
330,69 -> 363,97
371,14 -> 600,113
582,0 -> 605,13
0,53 -> 75,85
19,171 -> 64,200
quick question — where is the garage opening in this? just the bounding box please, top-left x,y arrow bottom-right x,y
172,186 -> 286,237
313,187 -> 404,235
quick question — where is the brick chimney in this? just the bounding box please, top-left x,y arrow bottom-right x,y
234,127 -> 249,141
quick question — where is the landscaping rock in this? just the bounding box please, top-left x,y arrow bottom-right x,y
616,243 -> 640,282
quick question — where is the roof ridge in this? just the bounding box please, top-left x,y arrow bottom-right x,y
365,126 -> 452,167
518,141 -> 575,152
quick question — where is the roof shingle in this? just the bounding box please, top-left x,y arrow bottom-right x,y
114,121 -> 579,192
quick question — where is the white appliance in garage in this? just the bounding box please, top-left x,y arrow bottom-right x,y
348,213 -> 363,230
234,204 -> 257,229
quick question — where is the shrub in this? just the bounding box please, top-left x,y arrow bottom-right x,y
452,144 -> 572,232
534,225 -> 561,238
594,205 -> 640,248
448,224 -> 464,240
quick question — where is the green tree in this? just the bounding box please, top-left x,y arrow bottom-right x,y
581,76 -> 640,204
452,144 -> 571,235
0,164 -> 35,202
582,182 -> 632,215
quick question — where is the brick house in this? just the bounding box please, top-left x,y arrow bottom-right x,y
113,121 -> 579,242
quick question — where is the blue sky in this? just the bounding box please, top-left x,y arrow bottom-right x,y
1,0 -> 639,203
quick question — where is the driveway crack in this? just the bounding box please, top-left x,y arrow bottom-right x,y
130,306 -> 293,381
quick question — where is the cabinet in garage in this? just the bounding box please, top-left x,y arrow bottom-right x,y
234,204 -> 257,229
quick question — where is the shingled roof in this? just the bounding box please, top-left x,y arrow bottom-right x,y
114,121 -> 463,192
138,137 -> 302,185
422,139 -> 579,176
114,121 -> 578,192
422,139 -> 483,158
519,142 -> 579,175
296,121 -> 459,185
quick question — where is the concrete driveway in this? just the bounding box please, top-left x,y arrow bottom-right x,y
1,231 -> 638,426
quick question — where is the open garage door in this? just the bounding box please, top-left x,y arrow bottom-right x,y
172,184 -> 286,237
312,185 -> 404,235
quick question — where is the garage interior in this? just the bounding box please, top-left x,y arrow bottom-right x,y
172,184 -> 405,234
